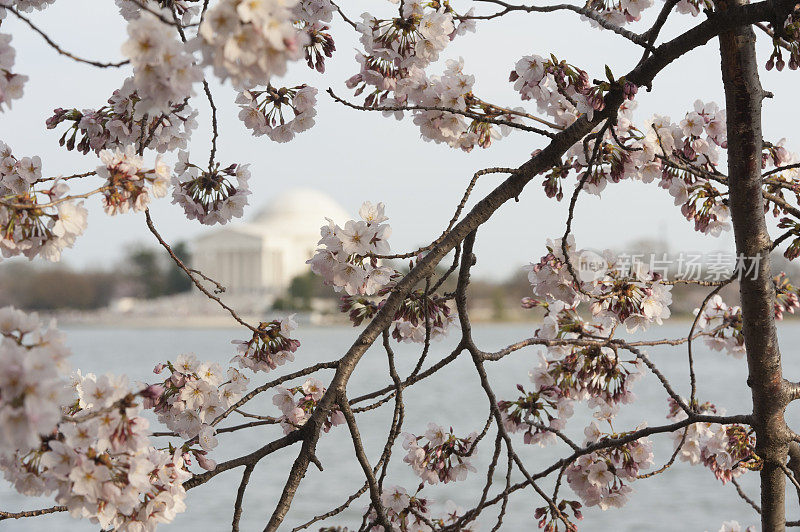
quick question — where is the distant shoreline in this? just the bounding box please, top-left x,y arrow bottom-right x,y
50,312 -> 789,330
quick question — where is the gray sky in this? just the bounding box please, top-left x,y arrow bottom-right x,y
3,0 -> 799,280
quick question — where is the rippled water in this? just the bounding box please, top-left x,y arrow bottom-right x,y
4,322 -> 799,531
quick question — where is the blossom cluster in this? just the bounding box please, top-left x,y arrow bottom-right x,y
502,339 -> 642,446
171,151 -> 251,225
292,0 -> 336,72
566,422 -> 654,509
713,521 -> 757,532
46,86 -> 198,154
0,32 -> 26,112
501,240 -> 667,445
694,294 -> 745,358
586,256 -> 673,333
2,0 -> 57,12
773,272 -> 800,318
666,399 -> 757,483
3,370 -> 192,530
96,146 -> 170,215
675,0 -> 712,17
629,104 -> 730,233
348,4 -> 456,97
301,22 -> 335,73
402,423 -> 477,485
308,201 -> 394,296
0,307 -> 71,457
294,0 -> 334,26
581,0 -> 654,27
339,288 -> 456,344
0,308 -> 191,530
694,276 -> 800,358
237,84 -> 317,142
393,58 -> 522,151
232,315 -> 300,373
510,54 -> 605,128
498,381 -> 573,447
0,143 -> 41,195
271,378 -> 344,434
534,498 -> 583,532
196,0 -> 306,89
348,4 -> 527,152
525,236 -> 673,333
371,486 -> 474,532
144,353 -> 251,468
121,10 -> 202,118
116,0 -> 199,25
1,142 -> 88,262
535,99 -> 736,238
391,290 -> 455,343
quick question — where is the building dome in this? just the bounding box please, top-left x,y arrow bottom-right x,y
191,188 -> 351,298
250,188 -> 350,236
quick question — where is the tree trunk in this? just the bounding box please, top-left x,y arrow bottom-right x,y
719,6 -> 790,530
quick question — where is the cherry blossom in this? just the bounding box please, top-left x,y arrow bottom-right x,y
171,151 -> 251,225
694,295 -> 745,358
237,84 -> 317,141
666,398 -> 758,483
402,424 -> 478,484
116,0 -> 199,25
0,307 -> 71,457
345,5 -> 524,151
712,521 -> 757,532
368,485 -> 476,532
0,142 -> 88,262
96,146 -> 171,215
525,238 -> 673,333
271,378 -> 344,434
391,291 -> 456,343
0,309 -> 192,530
0,33 -> 27,112
2,0 -> 57,12
581,0 -> 654,26
121,9 -> 202,118
566,423 -> 653,510
26,376 -> 190,530
510,53 -> 596,128
232,315 -> 300,373
46,86 -> 199,154
195,0 -> 306,89
145,353 -> 248,450
308,201 -> 394,296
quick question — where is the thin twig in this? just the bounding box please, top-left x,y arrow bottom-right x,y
144,209 -> 259,332
1,3 -> 129,68
231,464 -> 255,532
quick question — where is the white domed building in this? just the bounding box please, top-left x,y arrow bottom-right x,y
191,188 -> 350,296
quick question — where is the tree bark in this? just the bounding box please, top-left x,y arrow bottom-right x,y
719,6 -> 790,530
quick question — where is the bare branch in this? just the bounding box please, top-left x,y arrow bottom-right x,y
0,506 -> 68,521
328,88 -> 560,136
144,209 -> 260,332
338,393 -> 392,531
1,3 -> 129,68
470,0 -> 655,51
231,464 -> 255,532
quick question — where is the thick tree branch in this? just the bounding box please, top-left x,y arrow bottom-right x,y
720,5 -> 790,529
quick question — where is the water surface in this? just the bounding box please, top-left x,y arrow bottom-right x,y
4,322 -> 795,531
